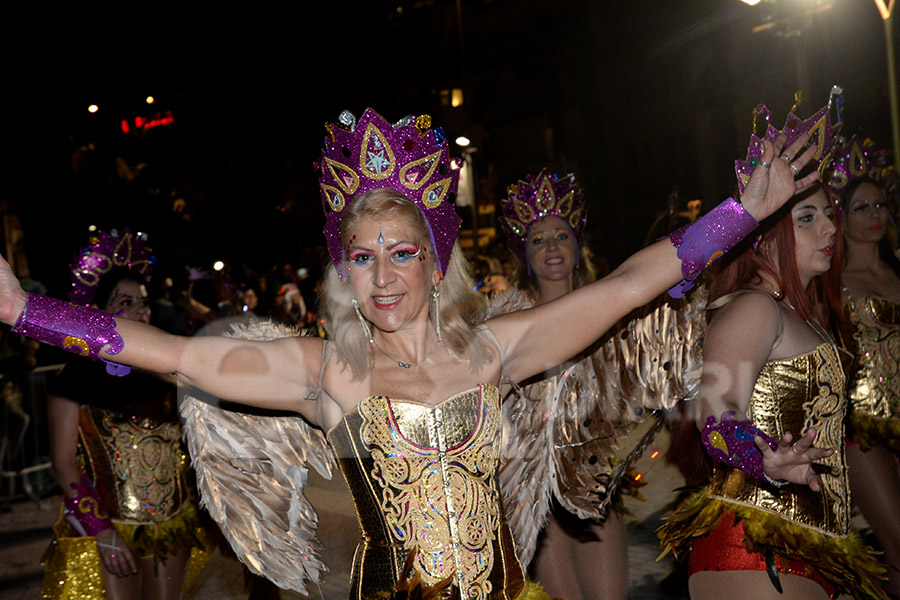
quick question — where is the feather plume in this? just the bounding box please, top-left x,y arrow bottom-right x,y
180,320 -> 334,593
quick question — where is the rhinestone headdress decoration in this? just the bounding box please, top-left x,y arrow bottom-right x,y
734,86 -> 843,195
69,228 -> 153,305
500,169 -> 586,266
318,108 -> 462,279
826,135 -> 887,195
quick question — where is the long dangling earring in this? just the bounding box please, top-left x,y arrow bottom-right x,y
431,284 -> 442,342
352,299 -> 374,343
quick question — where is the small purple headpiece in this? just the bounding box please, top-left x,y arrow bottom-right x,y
318,108 -> 462,279
500,169 -> 586,267
69,228 -> 153,305
827,135 -> 887,196
734,86 -> 843,195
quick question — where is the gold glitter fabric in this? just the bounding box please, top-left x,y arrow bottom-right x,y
40,535 -> 106,600
78,401 -> 189,524
845,296 -> 900,453
40,502 -> 212,599
659,344 -> 890,598
327,384 -> 527,600
711,343 -> 850,535
486,286 -> 705,568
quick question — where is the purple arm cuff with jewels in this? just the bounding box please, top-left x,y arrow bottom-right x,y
11,293 -> 124,358
668,198 -> 758,298
701,410 -> 778,481
63,473 -> 113,537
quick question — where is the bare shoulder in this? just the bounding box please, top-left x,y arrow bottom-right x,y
708,291 -> 780,347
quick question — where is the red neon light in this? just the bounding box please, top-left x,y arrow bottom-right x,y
141,112 -> 174,130
120,119 -> 130,134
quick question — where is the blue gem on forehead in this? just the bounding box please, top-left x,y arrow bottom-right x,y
378,232 -> 385,244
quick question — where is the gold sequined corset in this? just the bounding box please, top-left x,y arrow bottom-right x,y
846,296 -> 900,422
78,404 -> 189,524
327,384 -> 526,600
710,344 -> 850,537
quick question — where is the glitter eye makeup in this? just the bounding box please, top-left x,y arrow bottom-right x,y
389,244 -> 422,265
349,251 -> 375,267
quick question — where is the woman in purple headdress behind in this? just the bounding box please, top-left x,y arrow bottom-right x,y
486,169 -> 701,600
830,137 -> 900,598
0,108 -> 818,599
41,231 -> 208,600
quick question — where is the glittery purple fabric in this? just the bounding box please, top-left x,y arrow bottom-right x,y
12,293 -> 125,357
701,411 -> 778,481
827,135 -> 887,195
69,228 -> 153,304
318,109 -> 461,279
734,102 -> 842,196
62,473 -> 113,536
668,198 -> 758,298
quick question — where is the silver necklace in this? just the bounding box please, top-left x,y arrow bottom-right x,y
373,339 -> 440,369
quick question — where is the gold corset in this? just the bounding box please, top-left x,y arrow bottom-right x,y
710,344 -> 850,536
846,296 -> 900,421
327,384 -> 525,600
79,405 -> 190,523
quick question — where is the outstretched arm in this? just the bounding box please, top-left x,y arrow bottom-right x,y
0,258 -> 323,420
489,132 -> 819,384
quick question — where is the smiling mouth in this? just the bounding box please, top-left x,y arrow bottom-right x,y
373,294 -> 403,308
869,225 -> 883,231
545,257 -> 564,265
819,246 -> 833,256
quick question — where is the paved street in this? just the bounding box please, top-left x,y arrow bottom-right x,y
1,422 -> 690,600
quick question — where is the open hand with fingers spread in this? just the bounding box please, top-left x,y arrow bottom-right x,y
755,427 -> 833,491
739,132 -> 821,222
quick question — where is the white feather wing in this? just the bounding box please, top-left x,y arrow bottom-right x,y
180,320 -> 334,593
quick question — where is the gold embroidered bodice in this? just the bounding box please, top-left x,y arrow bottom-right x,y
710,344 -> 850,537
326,384 -> 525,600
846,296 -> 900,422
78,399 -> 189,524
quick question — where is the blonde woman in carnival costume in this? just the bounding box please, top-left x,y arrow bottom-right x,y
829,136 -> 900,598
659,98 -> 889,600
0,107 -> 820,599
487,169 -> 703,600
41,229 -> 209,600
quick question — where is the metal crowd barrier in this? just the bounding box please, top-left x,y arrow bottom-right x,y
0,363 -> 64,510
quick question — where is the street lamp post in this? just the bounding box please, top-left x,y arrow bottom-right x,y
875,0 -> 898,167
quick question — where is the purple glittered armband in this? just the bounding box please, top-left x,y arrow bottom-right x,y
668,198 -> 758,298
12,293 -> 124,358
701,410 -> 777,480
62,473 -> 113,537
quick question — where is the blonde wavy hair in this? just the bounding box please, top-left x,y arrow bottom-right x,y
320,189 -> 492,380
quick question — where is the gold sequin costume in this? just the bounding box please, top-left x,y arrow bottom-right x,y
487,286 -> 705,567
329,384 -> 528,600
845,296 -> 900,454
180,321 -> 549,599
41,360 -> 209,600
659,342 -> 887,599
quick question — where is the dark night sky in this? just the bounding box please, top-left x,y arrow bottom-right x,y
8,0 -> 894,295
